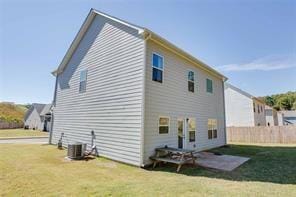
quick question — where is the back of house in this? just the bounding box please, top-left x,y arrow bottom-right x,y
142,35 -> 227,164
50,9 -> 227,166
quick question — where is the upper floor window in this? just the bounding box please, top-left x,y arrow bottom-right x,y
188,118 -> 196,142
79,70 -> 87,93
206,78 -> 213,93
159,117 -> 169,134
253,103 -> 256,112
208,119 -> 217,139
257,105 -> 260,113
261,106 -> 263,112
152,53 -> 163,83
188,71 -> 195,92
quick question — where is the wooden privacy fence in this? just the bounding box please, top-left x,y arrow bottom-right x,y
0,122 -> 24,129
227,126 -> 296,144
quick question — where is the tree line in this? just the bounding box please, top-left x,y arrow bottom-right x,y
259,91 -> 296,111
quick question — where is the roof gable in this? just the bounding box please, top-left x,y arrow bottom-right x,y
225,83 -> 253,99
225,83 -> 265,104
24,103 -> 45,121
53,9 -> 226,81
32,103 -> 46,114
24,106 -> 34,121
53,9 -> 144,76
40,104 -> 52,116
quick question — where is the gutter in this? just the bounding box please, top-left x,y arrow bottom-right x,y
222,82 -> 227,145
49,75 -> 58,144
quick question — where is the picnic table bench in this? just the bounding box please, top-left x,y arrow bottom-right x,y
150,147 -> 196,172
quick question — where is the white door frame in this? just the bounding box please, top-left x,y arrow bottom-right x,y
178,118 -> 187,149
184,118 -> 189,149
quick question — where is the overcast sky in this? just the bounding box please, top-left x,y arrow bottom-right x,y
0,0 -> 295,104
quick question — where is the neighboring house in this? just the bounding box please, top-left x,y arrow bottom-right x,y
277,111 -> 284,126
50,9 -> 227,166
24,103 -> 52,131
224,83 -> 266,127
265,105 -> 279,126
40,104 -> 53,131
280,110 -> 296,125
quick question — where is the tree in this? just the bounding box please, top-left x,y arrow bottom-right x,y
276,96 -> 294,110
262,91 -> 296,111
293,101 -> 296,110
264,96 -> 275,107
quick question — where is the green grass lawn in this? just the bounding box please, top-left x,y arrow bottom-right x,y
0,144 -> 295,196
0,129 -> 48,138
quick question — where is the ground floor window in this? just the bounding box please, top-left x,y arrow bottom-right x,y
208,119 -> 217,139
159,117 -> 169,134
188,118 -> 196,142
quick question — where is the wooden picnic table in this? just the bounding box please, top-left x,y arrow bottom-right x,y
150,147 -> 196,172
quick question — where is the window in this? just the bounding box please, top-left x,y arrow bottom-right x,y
257,105 -> 260,113
159,117 -> 169,134
79,70 -> 87,93
206,78 -> 213,93
152,53 -> 163,83
188,118 -> 196,142
261,106 -> 263,112
208,119 -> 217,139
188,71 -> 195,92
253,103 -> 256,112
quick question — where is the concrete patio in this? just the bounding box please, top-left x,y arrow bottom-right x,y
194,152 -> 250,171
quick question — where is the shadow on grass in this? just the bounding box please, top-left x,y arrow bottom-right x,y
146,144 -> 296,185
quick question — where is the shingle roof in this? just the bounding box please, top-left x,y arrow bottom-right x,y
24,103 -> 50,121
40,104 -> 52,116
32,103 -> 46,114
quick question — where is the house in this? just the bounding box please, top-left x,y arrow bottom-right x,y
280,110 -> 296,125
224,83 -> 266,127
50,9 -> 227,167
24,103 -> 52,131
277,111 -> 284,126
265,105 -> 279,126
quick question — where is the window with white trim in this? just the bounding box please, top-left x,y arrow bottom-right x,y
206,78 -> 213,93
159,117 -> 169,134
188,71 -> 195,92
152,53 -> 163,83
79,70 -> 87,93
208,119 -> 217,139
188,118 -> 196,142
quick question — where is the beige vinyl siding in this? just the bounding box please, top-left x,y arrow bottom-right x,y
52,15 -> 145,166
143,40 -> 226,164
253,100 -> 266,126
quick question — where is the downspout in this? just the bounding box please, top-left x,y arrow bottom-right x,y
139,31 -> 151,167
49,74 -> 58,144
222,80 -> 227,145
